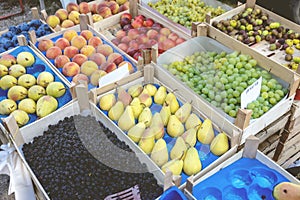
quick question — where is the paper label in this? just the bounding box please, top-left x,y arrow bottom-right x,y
241,76 -> 262,109
99,64 -> 130,87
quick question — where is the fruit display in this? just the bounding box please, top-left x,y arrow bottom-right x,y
0,20 -> 52,53
36,29 -> 135,89
47,1 -> 129,29
212,7 -> 300,71
147,0 -> 226,29
110,13 -> 186,60
0,46 -> 71,127
98,83 -> 230,183
22,115 -> 163,199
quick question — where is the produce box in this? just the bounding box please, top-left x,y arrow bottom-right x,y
140,0 -> 233,35
1,95 -> 164,200
30,24 -> 137,91
183,136 -> 300,200
90,64 -> 239,187
154,36 -> 300,144
210,0 -> 300,73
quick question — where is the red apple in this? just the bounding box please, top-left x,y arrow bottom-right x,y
111,38 -> 120,46
128,29 -> 139,40
132,19 -> 143,29
160,28 -> 171,36
143,18 -> 154,27
127,47 -> 138,56
120,17 -> 131,28
152,23 -> 163,31
120,13 -> 132,20
146,29 -> 158,39
118,43 -> 128,52
120,36 -> 131,44
135,15 -> 146,22
148,39 -> 158,46
138,27 -> 149,34
163,39 -> 176,50
176,38 -> 185,45
157,34 -> 167,43
136,34 -> 149,44
168,32 -> 179,41
128,40 -> 139,49
115,30 -> 127,40
133,51 -> 142,60
123,24 -> 133,31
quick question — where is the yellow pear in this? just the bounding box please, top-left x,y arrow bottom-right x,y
145,84 -> 157,96
18,98 -> 36,114
128,84 -> 143,97
138,107 -> 152,127
150,113 -> 165,139
118,105 -> 135,131
210,132 -> 229,156
160,103 -> 171,126
197,119 -> 215,144
183,147 -> 202,176
185,113 -> 202,130
273,182 -> 300,200
108,101 -> 124,121
165,92 -> 176,104
10,110 -> 29,127
36,96 -> 58,118
167,115 -> 184,137
138,128 -> 155,154
165,92 -> 179,114
181,128 -> 197,147
161,159 -> 183,175
99,93 -> 116,111
128,121 -> 146,143
117,87 -> 132,106
154,86 -> 167,105
175,102 -> 192,123
130,97 -> 144,119
150,138 -> 169,167
138,88 -> 152,107
170,136 -> 187,160
0,99 -> 17,115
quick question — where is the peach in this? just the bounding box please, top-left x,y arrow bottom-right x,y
62,62 -> 80,77
54,55 -> 70,68
162,39 -> 176,50
176,38 -> 185,45
107,53 -> 123,65
107,1 -> 119,14
80,45 -> 96,57
46,15 -> 60,29
127,29 -> 139,40
63,30 -> 78,42
72,54 -> 88,66
143,18 -> 154,27
88,36 -> 103,48
38,39 -> 54,52
120,36 -> 131,44
157,34 -> 167,43
160,28 -> 171,36
168,32 -> 179,41
72,73 -> 89,84
66,2 -> 79,13
46,46 -> 62,59
96,44 -> 113,57
118,61 -> 134,73
64,46 -> 79,58
55,9 -> 68,21
61,20 -> 75,28
146,29 -> 158,39
97,6 -> 112,18
80,30 -> 93,40
117,43 -> 128,52
101,62 -> 117,73
80,60 -> 98,76
136,34 -> 149,44
89,53 -> 106,66
55,38 -> 70,50
135,15 -> 146,21
97,2 -> 109,10
111,38 -> 120,46
90,70 -> 107,86
118,4 -> 129,12
68,11 -> 80,24
79,2 -> 90,14
120,13 -> 132,20
115,30 -> 127,40
126,46 -> 138,56
71,35 -> 87,50
131,19 -> 143,29
128,40 -> 139,49
90,3 -> 98,14
92,14 -> 103,23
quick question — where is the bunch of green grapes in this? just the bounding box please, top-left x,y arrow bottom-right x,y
164,51 -> 288,118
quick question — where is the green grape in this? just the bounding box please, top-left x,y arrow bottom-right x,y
257,97 -> 265,103
229,98 -> 237,105
262,106 -> 269,112
249,59 -> 257,67
269,97 -> 277,105
233,90 -> 240,98
208,91 -> 215,99
268,91 -> 275,98
236,62 -> 243,69
240,82 -> 248,89
211,100 -> 219,107
261,85 -> 269,92
220,77 -> 228,84
220,91 -> 227,98
247,102 -> 255,109
215,94 -> 222,102
274,93 -> 281,101
202,87 -> 209,95
261,92 -> 269,99
275,90 -> 284,97
226,69 -> 233,75
229,110 -> 237,117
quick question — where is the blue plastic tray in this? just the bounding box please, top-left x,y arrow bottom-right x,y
159,186 -> 188,200
193,157 -> 289,200
0,46 -> 72,127
35,32 -> 137,91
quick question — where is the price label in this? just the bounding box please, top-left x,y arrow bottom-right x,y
99,64 -> 130,87
241,76 -> 262,109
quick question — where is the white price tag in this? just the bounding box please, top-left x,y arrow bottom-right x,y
241,77 -> 262,109
99,63 -> 130,87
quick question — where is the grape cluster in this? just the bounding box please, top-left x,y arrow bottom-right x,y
164,51 -> 287,118
22,115 -> 163,200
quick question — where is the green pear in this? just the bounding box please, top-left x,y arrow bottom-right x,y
130,97 -> 143,119
128,121 -> 146,143
117,87 -> 132,106
18,74 -> 36,88
16,52 -> 35,67
167,115 -> 184,137
182,128 -> 197,147
0,75 -> 17,90
161,159 -> 183,175
273,182 -> 300,200
28,85 -> 46,101
99,93 -> 116,111
37,72 -> 54,87
10,110 -> 29,127
185,113 -> 202,130
9,64 -> 26,78
0,99 -> 17,115
150,112 -> 165,139
36,95 -> 58,118
210,132 -> 229,156
118,105 -> 135,131
170,136 -> 187,160
128,84 -> 143,97
165,92 -> 179,114
108,101 -> 124,121
18,98 -> 36,114
175,102 -> 192,123
150,138 -> 168,167
0,64 -> 8,77
183,147 -> 202,176
154,86 -> 167,105
7,86 -> 28,101
46,82 -> 66,98
138,88 -> 152,107
138,127 -> 155,154
197,119 -> 215,144
160,103 -> 171,126
145,84 -> 157,96
138,107 -> 152,127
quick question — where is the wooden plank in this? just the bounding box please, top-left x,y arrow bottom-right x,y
31,7 -> 40,19
242,135 -> 259,158
129,0 -> 138,18
163,171 -> 173,191
246,0 -> 256,8
291,100 -> 300,120
281,152 -> 300,169
2,115 -> 25,146
277,144 -> 300,166
234,109 -> 252,130
143,64 -> 154,84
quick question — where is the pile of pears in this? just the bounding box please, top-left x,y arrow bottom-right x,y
0,52 -> 67,127
99,83 -> 230,177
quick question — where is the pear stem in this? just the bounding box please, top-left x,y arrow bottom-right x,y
59,88 -> 66,91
